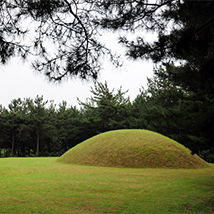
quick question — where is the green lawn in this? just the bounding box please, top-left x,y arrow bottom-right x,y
0,157 -> 214,213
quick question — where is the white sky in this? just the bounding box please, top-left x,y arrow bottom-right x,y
0,33 -> 154,109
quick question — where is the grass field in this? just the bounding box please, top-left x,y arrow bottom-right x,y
0,157 -> 214,213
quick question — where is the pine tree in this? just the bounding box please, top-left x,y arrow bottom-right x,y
79,81 -> 131,132
26,95 -> 49,156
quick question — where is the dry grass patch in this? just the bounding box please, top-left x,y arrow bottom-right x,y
57,129 -> 210,169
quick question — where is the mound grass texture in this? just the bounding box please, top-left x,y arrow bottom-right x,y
57,129 -> 210,169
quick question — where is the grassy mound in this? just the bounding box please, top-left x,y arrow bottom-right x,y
57,129 -> 210,169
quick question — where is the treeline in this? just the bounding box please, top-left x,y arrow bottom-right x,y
1,66 -> 214,162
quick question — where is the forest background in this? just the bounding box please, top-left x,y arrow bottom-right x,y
1,66 -> 214,163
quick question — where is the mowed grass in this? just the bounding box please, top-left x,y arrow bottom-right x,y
57,129 -> 209,169
0,157 -> 214,213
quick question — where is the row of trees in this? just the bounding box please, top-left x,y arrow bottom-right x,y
1,65 -> 214,162
0,95 -> 83,157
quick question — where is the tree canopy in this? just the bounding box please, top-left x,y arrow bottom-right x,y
0,0 -> 120,80
1,0 -> 214,86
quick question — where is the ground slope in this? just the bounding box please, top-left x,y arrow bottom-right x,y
57,129 -> 210,169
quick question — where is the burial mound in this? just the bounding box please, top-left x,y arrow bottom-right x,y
57,129 -> 210,169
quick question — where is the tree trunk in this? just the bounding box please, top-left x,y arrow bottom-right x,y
36,133 -> 39,156
11,134 -> 15,156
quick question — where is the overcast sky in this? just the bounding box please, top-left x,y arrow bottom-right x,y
0,33 -> 154,109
